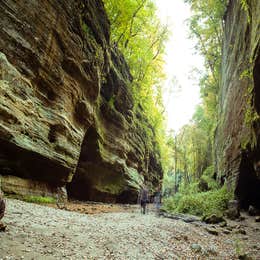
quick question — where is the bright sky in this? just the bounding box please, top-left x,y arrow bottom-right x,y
155,0 -> 204,133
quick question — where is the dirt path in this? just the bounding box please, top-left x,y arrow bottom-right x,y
0,199 -> 259,259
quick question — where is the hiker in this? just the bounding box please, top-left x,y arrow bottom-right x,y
0,191 -> 5,221
0,186 -> 6,231
0,177 -> 5,221
254,159 -> 260,176
138,183 -> 149,214
154,186 -> 162,215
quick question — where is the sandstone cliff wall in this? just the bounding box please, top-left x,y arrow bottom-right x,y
216,0 -> 260,209
0,0 -> 162,202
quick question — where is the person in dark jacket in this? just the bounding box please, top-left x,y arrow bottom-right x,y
138,183 -> 149,214
0,195 -> 4,221
154,186 -> 162,216
0,188 -> 6,231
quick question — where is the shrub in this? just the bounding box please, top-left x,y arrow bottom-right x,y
163,185 -> 233,216
201,166 -> 220,190
162,193 -> 182,212
201,175 -> 220,190
178,181 -> 199,195
202,165 -> 214,177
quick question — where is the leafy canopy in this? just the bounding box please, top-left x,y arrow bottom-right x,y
104,0 -> 170,171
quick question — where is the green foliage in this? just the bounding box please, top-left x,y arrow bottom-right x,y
201,175 -> 220,190
166,0 -> 227,187
8,194 -> 56,204
202,165 -> 214,177
163,185 -> 232,216
240,67 -> 259,150
104,0 -> 170,172
240,68 -> 253,80
162,193 -> 182,212
163,162 -> 230,216
108,95 -> 116,110
201,165 -> 220,190
23,195 -> 56,204
186,0 -> 225,79
240,0 -> 251,23
170,113 -> 213,186
178,181 -> 200,195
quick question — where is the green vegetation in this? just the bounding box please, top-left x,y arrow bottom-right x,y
102,0 -> 252,216
7,194 -> 56,204
103,0 -> 170,172
163,184 -> 232,216
240,0 -> 251,23
162,0 -> 232,217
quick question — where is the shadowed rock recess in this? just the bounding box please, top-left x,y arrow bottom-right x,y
0,0 -> 162,203
216,0 -> 260,209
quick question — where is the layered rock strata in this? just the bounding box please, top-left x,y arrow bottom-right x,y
216,0 -> 260,209
0,0 -> 162,202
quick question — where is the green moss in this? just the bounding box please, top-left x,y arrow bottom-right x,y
79,15 -> 94,38
240,0 -> 251,23
240,64 -> 259,150
7,194 -> 56,204
239,68 -> 252,80
108,95 -> 116,110
81,21 -> 91,35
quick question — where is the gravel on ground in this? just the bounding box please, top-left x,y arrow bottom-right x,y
0,199 -> 259,259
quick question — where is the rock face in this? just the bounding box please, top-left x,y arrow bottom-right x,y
0,175 -> 58,198
216,0 -> 260,209
0,0 -> 162,202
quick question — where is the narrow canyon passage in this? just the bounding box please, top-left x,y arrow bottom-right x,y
0,0 -> 260,259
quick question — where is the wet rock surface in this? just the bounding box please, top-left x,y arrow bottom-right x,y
1,199 -> 260,259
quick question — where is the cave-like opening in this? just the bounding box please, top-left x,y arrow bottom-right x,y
67,125 -> 140,203
236,152 -> 260,210
67,126 -> 99,201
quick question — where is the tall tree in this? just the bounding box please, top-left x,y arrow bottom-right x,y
104,0 -> 170,172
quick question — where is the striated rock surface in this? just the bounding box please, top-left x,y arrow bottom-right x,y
0,0 -> 162,202
0,175 -> 58,198
216,0 -> 260,209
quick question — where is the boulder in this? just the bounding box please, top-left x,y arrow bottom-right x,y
226,200 -> 240,220
202,214 -> 226,224
248,205 -> 260,216
205,227 -> 219,236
